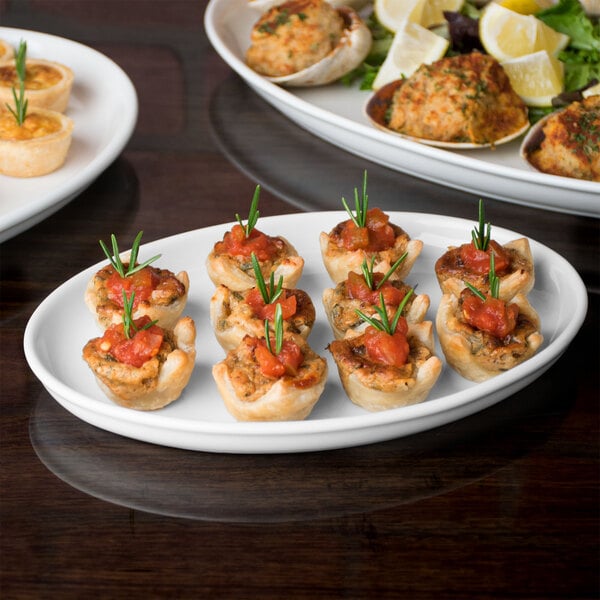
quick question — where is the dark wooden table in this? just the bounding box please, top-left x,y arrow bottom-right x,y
1,1 -> 598,597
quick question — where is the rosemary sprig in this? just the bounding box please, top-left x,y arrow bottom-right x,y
5,40 -> 28,126
99,231 -> 161,278
236,185 -> 260,238
355,288 -> 414,335
465,252 -> 500,300
121,290 -> 158,339
251,253 -> 283,305
341,170 -> 369,228
471,199 -> 491,251
360,251 -> 408,290
264,303 -> 284,355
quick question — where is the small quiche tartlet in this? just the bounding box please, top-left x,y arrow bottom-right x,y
0,107 -> 73,177
0,57 -> 74,113
83,312 -> 196,411
328,294 -> 442,411
322,255 -> 429,340
435,201 -> 534,301
210,253 -> 316,351
206,186 -> 304,291
212,315 -> 328,421
436,287 -> 543,382
85,232 -> 189,330
320,173 -> 423,284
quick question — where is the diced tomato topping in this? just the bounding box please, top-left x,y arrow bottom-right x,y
459,240 -> 511,275
100,316 -> 164,368
253,338 -> 304,378
461,289 -> 519,338
338,208 -> 396,251
106,266 -> 160,307
245,288 -> 297,320
363,323 -> 409,368
346,271 -> 406,306
214,223 -> 280,261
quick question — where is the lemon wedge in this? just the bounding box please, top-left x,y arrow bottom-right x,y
420,0 -> 464,27
501,50 -> 564,106
372,21 -> 449,89
374,0 -> 425,32
499,0 -> 543,15
479,2 -> 570,62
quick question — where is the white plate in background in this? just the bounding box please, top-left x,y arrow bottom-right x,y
24,212 -> 588,453
0,28 -> 137,242
204,0 -> 600,218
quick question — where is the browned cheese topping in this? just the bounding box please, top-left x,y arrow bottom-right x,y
246,0 -> 344,77
0,63 -> 62,90
528,95 -> 600,181
387,52 -> 529,145
0,111 -> 62,140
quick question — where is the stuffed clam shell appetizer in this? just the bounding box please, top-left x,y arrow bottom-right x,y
246,0 -> 372,87
366,52 -> 530,149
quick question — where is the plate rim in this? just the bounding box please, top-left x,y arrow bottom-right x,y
23,211 -> 589,451
0,26 -> 138,241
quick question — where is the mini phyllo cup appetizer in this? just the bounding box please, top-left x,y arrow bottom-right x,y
322,253 -> 430,340
320,172 -> 423,284
210,253 -> 316,352
0,40 -> 74,113
435,200 -> 534,301
213,305 -> 327,421
85,231 -> 189,330
436,255 -> 543,382
83,291 -> 196,411
0,42 -> 73,178
328,290 -> 442,412
206,185 -> 304,291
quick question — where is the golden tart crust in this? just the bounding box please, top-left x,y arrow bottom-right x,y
328,321 -> 442,411
0,58 -> 74,113
0,107 -> 73,177
82,316 -> 197,411
212,333 -> 328,421
0,40 -> 13,62
436,291 -> 543,382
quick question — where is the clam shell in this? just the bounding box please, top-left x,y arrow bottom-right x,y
365,78 -> 530,150
265,7 -> 372,87
248,0 -> 370,12
519,112 -> 551,172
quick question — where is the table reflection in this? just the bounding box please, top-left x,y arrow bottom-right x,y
30,365 -> 571,523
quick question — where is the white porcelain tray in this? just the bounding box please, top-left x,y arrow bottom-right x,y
24,212 -> 587,453
204,0 -> 600,218
0,27 -> 138,242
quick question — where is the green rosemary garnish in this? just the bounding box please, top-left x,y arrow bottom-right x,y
360,251 -> 408,290
341,170 -> 369,228
264,303 -> 284,355
99,231 -> 161,278
465,253 -> 500,300
251,252 -> 283,305
355,288 -> 414,335
471,199 -> 491,251
121,290 -> 158,339
236,185 -> 260,238
5,40 -> 28,126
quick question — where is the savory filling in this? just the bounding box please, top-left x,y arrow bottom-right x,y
246,0 -> 345,77
0,62 -> 62,90
0,111 -> 62,140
